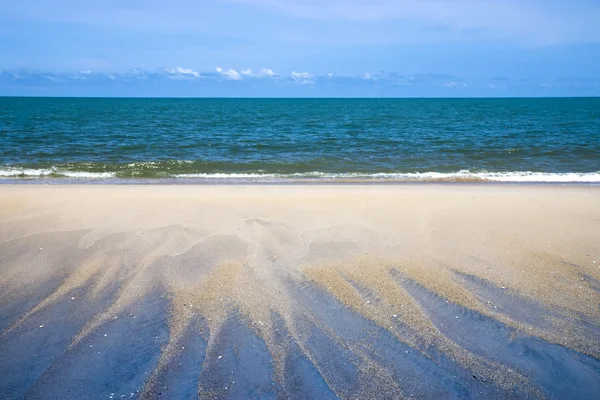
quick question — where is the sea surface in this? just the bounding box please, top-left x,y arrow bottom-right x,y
1,97 -> 599,183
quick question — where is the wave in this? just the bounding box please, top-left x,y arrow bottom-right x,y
173,171 -> 600,182
0,167 -> 115,179
1,166 -> 599,183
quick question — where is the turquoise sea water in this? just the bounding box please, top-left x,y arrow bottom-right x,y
1,97 -> 599,182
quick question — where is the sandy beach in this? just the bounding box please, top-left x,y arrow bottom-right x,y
1,184 -> 599,399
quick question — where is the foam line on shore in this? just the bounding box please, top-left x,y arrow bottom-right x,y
1,166 -> 600,182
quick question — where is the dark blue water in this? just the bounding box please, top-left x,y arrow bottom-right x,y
1,97 -> 599,182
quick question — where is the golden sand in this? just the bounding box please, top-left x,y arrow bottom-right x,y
1,184 -> 598,397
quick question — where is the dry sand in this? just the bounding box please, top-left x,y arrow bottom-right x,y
0,184 -> 599,399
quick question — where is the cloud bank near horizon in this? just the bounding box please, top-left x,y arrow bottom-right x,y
2,67 -> 599,97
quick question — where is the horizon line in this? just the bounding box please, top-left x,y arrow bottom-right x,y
2,95 -> 599,100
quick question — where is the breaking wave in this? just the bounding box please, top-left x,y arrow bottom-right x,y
1,166 -> 599,183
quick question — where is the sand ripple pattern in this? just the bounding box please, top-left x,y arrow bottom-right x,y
0,185 -> 599,399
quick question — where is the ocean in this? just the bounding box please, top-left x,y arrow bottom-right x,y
1,97 -> 599,183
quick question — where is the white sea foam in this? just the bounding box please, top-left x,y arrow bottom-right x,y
173,170 -> 600,183
60,171 -> 116,178
0,168 -> 54,177
1,167 -> 599,182
0,167 -> 115,179
174,173 -> 281,179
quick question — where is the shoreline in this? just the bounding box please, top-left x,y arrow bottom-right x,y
2,166 -> 600,185
2,179 -> 600,186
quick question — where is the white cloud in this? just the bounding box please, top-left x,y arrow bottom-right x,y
42,74 -> 62,82
442,81 -> 467,88
224,69 -> 241,80
166,67 -> 200,78
258,68 -> 277,77
234,68 -> 279,78
291,71 -> 313,84
328,73 -> 333,77
80,70 -> 92,75
488,84 -> 497,89
130,68 -> 146,77
217,68 -> 242,80
363,73 -> 371,80
292,71 -> 311,79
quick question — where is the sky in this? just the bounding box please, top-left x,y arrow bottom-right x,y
1,0 -> 599,97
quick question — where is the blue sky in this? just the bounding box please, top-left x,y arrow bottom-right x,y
1,0 -> 599,97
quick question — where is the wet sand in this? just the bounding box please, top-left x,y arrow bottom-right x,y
0,184 -> 599,399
